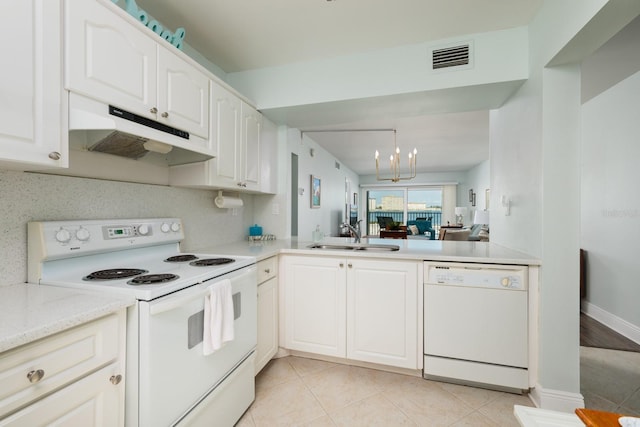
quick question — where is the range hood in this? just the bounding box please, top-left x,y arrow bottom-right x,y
68,93 -> 214,166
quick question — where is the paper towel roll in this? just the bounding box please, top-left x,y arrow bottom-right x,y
215,193 -> 243,209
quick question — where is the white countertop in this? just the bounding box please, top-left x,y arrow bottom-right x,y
0,283 -> 135,353
192,237 -> 540,266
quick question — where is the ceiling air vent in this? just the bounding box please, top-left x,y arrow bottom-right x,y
432,44 -> 470,70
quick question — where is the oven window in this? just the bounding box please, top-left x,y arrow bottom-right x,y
187,292 -> 242,349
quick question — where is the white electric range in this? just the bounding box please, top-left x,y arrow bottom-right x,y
28,218 -> 257,427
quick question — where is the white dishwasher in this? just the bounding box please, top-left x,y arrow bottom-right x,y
423,262 -> 529,392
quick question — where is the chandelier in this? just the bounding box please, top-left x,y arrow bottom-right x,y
375,130 -> 417,182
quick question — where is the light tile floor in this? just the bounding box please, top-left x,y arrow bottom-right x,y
580,346 -> 640,416
236,356 -> 534,426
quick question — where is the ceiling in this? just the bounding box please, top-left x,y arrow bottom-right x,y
137,0 -> 544,176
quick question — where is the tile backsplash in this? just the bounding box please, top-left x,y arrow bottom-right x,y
0,170 -> 253,285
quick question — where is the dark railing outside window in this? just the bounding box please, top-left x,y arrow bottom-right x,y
367,210 -> 442,235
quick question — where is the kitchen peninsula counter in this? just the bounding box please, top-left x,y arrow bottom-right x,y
193,237 -> 540,266
0,283 -> 135,353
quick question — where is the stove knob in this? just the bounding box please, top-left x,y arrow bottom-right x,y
170,222 -> 181,232
160,223 -> 171,233
138,225 -> 150,236
76,227 -> 91,241
55,228 -> 71,243
501,277 -> 512,288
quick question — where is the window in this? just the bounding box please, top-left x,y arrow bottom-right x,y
366,186 -> 444,235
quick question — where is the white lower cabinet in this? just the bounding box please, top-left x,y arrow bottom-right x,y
0,312 -> 126,426
283,256 -> 347,358
0,364 -> 123,427
282,255 -> 419,369
255,257 -> 279,374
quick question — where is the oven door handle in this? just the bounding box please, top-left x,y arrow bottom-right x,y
148,266 -> 255,315
149,286 -> 210,315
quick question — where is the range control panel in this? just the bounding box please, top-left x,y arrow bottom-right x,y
28,218 -> 184,260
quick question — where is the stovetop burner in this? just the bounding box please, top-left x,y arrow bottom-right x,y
165,254 -> 199,263
128,273 -> 180,285
189,258 -> 235,267
83,268 -> 149,281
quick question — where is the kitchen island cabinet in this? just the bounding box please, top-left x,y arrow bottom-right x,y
281,255 -> 420,370
0,0 -> 67,170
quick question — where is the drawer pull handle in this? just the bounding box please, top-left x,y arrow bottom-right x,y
110,374 -> 123,385
339,263 -> 344,268
264,268 -> 270,274
348,263 -> 353,268
27,369 -> 45,383
150,107 -> 158,114
161,111 -> 169,118
48,151 -> 61,160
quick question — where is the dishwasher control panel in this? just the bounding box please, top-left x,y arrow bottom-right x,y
425,262 -> 527,290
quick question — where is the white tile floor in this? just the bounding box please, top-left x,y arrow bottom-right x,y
580,346 -> 640,416
236,356 -> 534,426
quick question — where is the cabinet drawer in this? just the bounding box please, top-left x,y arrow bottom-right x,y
0,363 -> 123,427
257,257 -> 277,284
0,314 -> 120,417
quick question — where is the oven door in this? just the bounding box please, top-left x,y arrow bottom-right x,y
137,265 -> 257,427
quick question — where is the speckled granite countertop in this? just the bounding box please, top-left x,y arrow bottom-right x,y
0,283 -> 135,353
192,237 -> 540,265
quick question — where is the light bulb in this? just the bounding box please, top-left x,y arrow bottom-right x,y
413,148 -> 417,155
396,147 -> 400,154
375,150 -> 379,159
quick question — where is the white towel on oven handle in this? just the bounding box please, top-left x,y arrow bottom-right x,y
203,279 -> 234,355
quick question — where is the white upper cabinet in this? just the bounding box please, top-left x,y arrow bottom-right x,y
240,102 -> 262,191
0,0 -> 67,170
157,46 -> 209,141
210,81 -> 242,187
65,0 -> 209,141
65,0 -> 157,119
170,81 -> 270,192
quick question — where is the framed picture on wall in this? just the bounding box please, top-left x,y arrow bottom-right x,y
311,175 -> 321,208
472,192 -> 476,207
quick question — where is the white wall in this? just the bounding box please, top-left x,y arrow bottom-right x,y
227,27 -> 528,110
457,160 -> 490,224
0,170 -> 254,285
581,70 -> 640,328
489,0 -> 603,409
489,0 -> 640,410
286,130 -> 360,241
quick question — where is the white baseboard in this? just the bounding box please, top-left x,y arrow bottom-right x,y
581,300 -> 640,345
529,385 -> 584,412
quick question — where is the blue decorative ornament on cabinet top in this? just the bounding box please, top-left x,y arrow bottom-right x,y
112,0 -> 186,50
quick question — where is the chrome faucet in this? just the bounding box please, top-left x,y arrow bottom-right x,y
341,220 -> 362,243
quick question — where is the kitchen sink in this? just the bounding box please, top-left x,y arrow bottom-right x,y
307,243 -> 400,251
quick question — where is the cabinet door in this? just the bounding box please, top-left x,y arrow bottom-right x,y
0,0 -> 67,169
240,102 -> 262,191
347,259 -> 418,369
0,364 -> 123,427
209,81 -> 241,187
283,256 -> 346,358
157,46 -> 209,141
255,277 -> 278,374
65,0 -> 157,118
